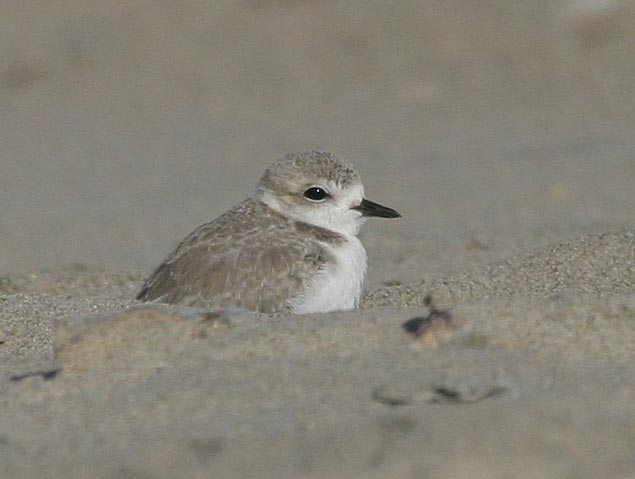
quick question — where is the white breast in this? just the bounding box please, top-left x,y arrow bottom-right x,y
289,235 -> 367,314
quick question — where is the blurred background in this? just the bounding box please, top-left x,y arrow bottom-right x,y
1,0 -> 634,286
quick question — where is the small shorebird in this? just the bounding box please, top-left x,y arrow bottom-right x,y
137,150 -> 401,313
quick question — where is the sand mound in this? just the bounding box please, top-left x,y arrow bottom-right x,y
1,227 -> 634,477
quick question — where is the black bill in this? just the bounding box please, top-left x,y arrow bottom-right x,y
352,198 -> 401,218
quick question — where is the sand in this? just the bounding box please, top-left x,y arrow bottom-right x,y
2,0 -> 635,477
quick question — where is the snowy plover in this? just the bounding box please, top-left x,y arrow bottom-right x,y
137,150 -> 400,313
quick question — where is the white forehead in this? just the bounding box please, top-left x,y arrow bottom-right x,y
325,180 -> 365,200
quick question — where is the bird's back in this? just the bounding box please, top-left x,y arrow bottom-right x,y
137,198 -> 341,313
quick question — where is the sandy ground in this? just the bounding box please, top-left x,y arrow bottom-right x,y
1,0 -> 635,477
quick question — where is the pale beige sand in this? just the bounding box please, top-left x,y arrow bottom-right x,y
1,229 -> 634,478
2,0 -> 635,477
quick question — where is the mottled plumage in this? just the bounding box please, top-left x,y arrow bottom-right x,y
137,199 -> 341,313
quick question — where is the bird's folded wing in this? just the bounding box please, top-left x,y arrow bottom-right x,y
137,233 -> 330,313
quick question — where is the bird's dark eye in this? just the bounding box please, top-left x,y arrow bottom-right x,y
303,187 -> 329,202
